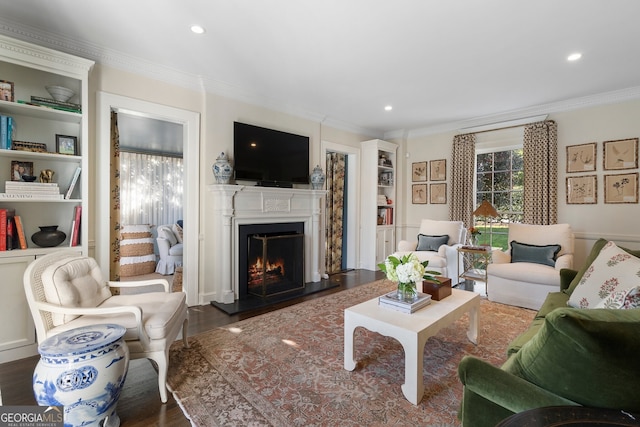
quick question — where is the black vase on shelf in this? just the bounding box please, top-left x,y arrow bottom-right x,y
31,225 -> 66,248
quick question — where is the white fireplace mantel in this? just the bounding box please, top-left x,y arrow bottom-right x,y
208,185 -> 326,303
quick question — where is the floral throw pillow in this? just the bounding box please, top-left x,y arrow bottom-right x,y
595,286 -> 640,309
567,241 -> 640,308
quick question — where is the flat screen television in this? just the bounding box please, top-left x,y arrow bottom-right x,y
233,121 -> 310,187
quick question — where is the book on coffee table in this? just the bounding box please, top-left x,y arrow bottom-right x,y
379,291 -> 432,313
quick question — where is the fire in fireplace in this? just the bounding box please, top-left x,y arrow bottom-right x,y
239,222 -> 305,298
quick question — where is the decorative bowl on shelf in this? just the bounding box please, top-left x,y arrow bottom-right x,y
21,175 -> 37,182
45,85 -> 75,102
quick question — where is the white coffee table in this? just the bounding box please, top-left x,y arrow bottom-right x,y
344,288 -> 480,404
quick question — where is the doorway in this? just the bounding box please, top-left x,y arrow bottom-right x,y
322,141 -> 359,275
96,92 -> 200,306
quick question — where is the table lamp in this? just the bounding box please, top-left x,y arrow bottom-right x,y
471,200 -> 499,246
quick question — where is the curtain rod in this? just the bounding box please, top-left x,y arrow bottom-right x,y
458,114 -> 548,135
120,147 -> 183,159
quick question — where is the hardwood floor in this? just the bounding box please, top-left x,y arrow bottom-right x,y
0,269 -> 384,426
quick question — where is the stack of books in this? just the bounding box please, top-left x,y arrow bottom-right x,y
461,245 -> 491,251
0,114 -> 14,149
2,181 -> 63,199
379,291 -> 432,313
29,96 -> 81,113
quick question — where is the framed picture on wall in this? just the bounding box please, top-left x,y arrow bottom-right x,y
566,175 -> 597,204
429,159 -> 446,181
412,184 -> 427,204
566,143 -> 596,173
603,138 -> 638,170
604,172 -> 638,204
429,183 -> 447,204
412,161 -> 427,181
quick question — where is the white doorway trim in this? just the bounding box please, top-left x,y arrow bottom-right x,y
96,92 -> 200,306
321,141 -> 360,271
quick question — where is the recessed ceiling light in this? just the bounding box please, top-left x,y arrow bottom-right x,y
190,25 -> 206,34
567,52 -> 582,61
384,105 -> 393,111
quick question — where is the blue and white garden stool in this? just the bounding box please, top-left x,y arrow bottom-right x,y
33,324 -> 130,427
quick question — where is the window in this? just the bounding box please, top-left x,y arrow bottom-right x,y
120,151 -> 184,227
475,148 -> 523,249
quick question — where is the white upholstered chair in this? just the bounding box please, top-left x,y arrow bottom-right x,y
155,224 -> 183,275
24,250 -> 189,403
395,219 -> 467,282
486,223 -> 574,310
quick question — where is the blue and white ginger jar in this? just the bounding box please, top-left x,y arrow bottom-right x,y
310,165 -> 325,190
213,152 -> 233,184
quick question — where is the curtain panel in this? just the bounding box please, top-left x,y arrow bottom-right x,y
119,152 -> 184,227
449,133 -> 476,228
325,152 -> 346,274
523,120 -> 557,225
110,111 -> 121,281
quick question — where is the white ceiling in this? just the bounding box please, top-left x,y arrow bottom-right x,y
1,0 -> 640,137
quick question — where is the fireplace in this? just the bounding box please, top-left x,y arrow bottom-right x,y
208,185 -> 325,304
239,222 -> 305,299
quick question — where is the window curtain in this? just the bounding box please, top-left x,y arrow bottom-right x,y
325,152 -> 346,274
449,133 -> 476,228
523,120 -> 557,225
109,111 -> 121,281
119,152 -> 184,227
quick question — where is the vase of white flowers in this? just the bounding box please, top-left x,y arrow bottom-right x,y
378,253 -> 440,303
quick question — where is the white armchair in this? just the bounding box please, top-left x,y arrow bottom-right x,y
486,223 -> 574,310
395,219 -> 467,282
24,250 -> 189,403
155,224 -> 183,275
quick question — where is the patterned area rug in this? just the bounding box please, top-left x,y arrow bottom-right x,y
167,280 -> 535,426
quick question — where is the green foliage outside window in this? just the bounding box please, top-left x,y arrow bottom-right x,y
475,148 -> 523,250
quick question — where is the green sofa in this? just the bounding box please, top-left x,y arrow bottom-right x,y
457,239 -> 640,427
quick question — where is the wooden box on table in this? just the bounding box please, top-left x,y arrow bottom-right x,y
421,276 -> 452,301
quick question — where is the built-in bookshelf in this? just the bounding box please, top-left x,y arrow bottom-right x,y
361,139 -> 398,270
0,34 -> 93,362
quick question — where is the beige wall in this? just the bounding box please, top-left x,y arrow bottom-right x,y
87,62 -> 640,294
400,99 -> 640,266
200,92 -> 371,299
88,64 -> 372,303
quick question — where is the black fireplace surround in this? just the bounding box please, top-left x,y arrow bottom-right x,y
238,222 -> 305,299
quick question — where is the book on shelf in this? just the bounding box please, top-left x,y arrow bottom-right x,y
27,96 -> 82,113
65,167 -> 81,199
6,210 -> 16,250
5,182 -> 61,195
0,114 -> 11,150
7,116 -> 13,149
5,181 -> 58,187
378,291 -> 432,313
0,193 -> 64,200
71,205 -> 81,246
0,208 -> 16,251
0,208 -> 6,251
460,245 -> 491,251
30,96 -> 81,110
377,207 -> 393,225
14,215 -> 27,249
68,220 -> 76,247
